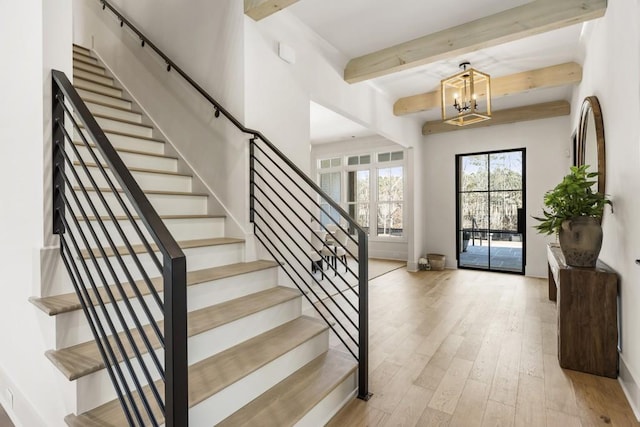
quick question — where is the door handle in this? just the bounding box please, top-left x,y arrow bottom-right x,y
517,208 -> 525,234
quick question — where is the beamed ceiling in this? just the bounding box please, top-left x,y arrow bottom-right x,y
245,0 -> 607,141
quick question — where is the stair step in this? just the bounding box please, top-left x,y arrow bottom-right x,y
219,350 -> 357,426
69,187 -> 208,217
75,128 -> 165,154
46,287 -> 301,380
73,68 -> 114,86
73,44 -> 91,55
76,88 -> 130,110
79,237 -> 243,260
72,50 -> 98,65
71,163 -> 192,192
73,161 -> 189,180
74,77 -> 122,98
64,316 -> 328,426
30,261 -> 276,316
72,143 -> 177,171
73,59 -> 107,76
90,114 -> 153,138
84,101 -> 141,123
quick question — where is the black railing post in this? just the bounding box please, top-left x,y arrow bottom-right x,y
164,254 -> 188,427
52,78 -> 65,235
249,138 -> 256,224
357,229 -> 371,401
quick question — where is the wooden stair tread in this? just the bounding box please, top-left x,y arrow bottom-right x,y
78,214 -> 224,221
219,350 -> 357,426
72,141 -> 169,159
64,316 -> 327,427
73,76 -> 119,91
72,55 -> 99,67
46,286 -> 300,380
72,187 -> 207,197
73,66 -> 114,81
89,113 -> 153,129
76,125 -> 165,143
79,237 -> 243,260
73,58 -> 105,72
72,50 -> 96,61
73,161 -> 192,177
80,99 -> 136,115
30,260 -> 276,315
75,88 -> 130,107
72,44 -> 91,54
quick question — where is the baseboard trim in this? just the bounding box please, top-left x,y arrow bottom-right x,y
0,363 -> 48,427
619,354 -> 640,421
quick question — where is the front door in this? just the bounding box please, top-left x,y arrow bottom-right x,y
456,149 -> 526,274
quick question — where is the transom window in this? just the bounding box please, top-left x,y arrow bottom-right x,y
317,149 -> 405,238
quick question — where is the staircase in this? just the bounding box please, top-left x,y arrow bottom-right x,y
31,44 -> 358,426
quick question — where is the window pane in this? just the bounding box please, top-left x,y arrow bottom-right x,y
391,151 -> 404,161
360,155 -> 371,164
489,191 -> 522,231
460,192 -> 488,230
349,203 -> 370,230
348,170 -> 369,203
320,159 -> 330,169
319,172 -> 340,202
378,152 -> 391,162
330,158 -> 341,167
348,156 -> 358,165
460,155 -> 488,191
489,152 -> 523,191
378,167 -> 403,202
377,202 -> 403,236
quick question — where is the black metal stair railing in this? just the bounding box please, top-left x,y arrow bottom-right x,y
97,0 -> 371,400
52,70 -> 187,426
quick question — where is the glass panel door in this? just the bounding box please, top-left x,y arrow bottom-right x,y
457,149 -> 525,274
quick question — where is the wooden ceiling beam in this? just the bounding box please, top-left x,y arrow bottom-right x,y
395,62 -> 582,116
245,0 -> 300,21
344,0 -> 606,83
422,100 -> 570,135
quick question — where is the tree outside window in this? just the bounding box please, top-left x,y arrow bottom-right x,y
377,166 -> 403,237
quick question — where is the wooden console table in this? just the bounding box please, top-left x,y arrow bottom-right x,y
547,244 -> 618,378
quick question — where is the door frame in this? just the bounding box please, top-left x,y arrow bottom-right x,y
455,147 -> 527,275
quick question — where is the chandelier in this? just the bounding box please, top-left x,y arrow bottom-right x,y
441,61 -> 491,126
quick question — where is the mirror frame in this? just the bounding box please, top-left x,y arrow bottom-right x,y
576,96 -> 606,194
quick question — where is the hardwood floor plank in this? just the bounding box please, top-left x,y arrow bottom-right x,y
481,399 -> 515,427
543,354 -> 579,416
327,270 -> 638,426
545,409 -> 581,427
489,331 -> 522,407
450,378 -> 490,426
428,357 -> 474,414
515,374 -> 546,427
382,385 -> 433,427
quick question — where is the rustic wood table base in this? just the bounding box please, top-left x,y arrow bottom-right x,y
547,244 -> 618,378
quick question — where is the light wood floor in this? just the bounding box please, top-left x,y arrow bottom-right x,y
327,268 -> 640,426
0,404 -> 13,427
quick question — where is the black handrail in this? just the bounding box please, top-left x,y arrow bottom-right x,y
98,0 -> 370,401
52,70 -> 188,426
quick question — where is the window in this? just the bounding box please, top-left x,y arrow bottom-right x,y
319,171 -> 341,226
347,170 -> 370,233
316,149 -> 405,238
377,166 -> 403,237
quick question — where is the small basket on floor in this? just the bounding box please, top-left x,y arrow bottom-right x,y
427,253 -> 446,271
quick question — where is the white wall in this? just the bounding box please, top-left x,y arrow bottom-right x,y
74,0 -> 250,238
422,116 -> 571,278
571,0 -> 640,417
243,11 -> 424,169
0,0 -> 73,425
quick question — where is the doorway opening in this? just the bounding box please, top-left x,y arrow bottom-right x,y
456,148 -> 526,274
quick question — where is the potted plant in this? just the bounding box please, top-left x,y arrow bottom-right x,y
533,164 -> 611,267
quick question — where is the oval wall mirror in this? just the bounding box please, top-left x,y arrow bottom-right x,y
577,96 -> 606,193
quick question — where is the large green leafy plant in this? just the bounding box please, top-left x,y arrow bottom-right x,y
533,164 -> 611,235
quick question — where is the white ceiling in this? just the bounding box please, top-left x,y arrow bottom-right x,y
287,0 -> 587,142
